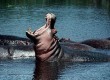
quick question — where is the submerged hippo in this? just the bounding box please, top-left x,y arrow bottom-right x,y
59,38 -> 95,51
0,34 -> 31,45
60,42 -> 95,51
0,34 -> 100,61
81,39 -> 110,49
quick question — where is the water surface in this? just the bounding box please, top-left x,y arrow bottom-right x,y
0,0 -> 110,41
0,59 -> 110,80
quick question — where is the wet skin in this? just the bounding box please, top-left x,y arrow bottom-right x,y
81,39 -> 110,49
26,13 -> 63,62
0,34 -> 110,61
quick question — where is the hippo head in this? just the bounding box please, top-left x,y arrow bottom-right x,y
45,13 -> 56,29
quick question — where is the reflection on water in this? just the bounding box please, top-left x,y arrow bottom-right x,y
33,61 -> 59,80
32,61 -> 110,80
32,61 -> 83,80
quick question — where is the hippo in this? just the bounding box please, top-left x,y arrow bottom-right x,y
81,39 -> 110,49
59,38 -> 95,51
59,38 -> 76,43
0,34 -> 32,45
0,34 -> 33,59
26,13 -> 63,62
0,34 -> 109,61
25,13 -> 110,62
60,42 -> 95,51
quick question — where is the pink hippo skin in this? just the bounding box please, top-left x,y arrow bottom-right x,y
26,13 -> 63,62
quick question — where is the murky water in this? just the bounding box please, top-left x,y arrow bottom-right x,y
0,0 -> 110,80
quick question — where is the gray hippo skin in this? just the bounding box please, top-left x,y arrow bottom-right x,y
0,34 -> 33,59
81,39 -> 110,49
0,34 -> 110,62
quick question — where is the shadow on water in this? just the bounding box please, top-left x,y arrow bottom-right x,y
32,61 -> 81,80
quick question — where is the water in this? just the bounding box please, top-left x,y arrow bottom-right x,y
58,62 -> 110,80
0,0 -> 110,80
0,59 -> 110,80
0,0 -> 110,41
0,59 -> 34,80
